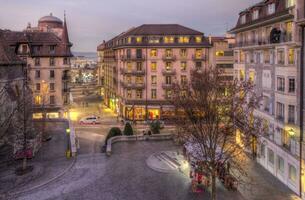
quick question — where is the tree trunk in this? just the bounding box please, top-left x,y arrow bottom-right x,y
22,157 -> 27,170
211,171 -> 217,200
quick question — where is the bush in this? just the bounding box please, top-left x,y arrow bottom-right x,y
105,127 -> 122,144
150,120 -> 161,134
123,122 -> 133,136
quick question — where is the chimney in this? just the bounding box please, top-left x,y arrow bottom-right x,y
208,34 -> 212,45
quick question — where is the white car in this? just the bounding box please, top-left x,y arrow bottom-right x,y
79,116 -> 100,125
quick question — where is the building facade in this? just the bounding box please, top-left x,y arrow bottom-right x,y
1,13 -> 73,119
230,0 -> 305,196
97,24 -> 212,121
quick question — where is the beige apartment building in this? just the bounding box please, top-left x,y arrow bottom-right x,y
97,24 -> 215,121
1,13 -> 73,119
230,0 -> 305,196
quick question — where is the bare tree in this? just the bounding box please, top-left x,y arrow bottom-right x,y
169,68 -> 264,200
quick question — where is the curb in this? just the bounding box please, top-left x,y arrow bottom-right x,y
8,156 -> 77,198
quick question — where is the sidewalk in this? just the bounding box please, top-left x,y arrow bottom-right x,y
0,123 -> 75,199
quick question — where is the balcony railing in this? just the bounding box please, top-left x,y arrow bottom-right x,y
235,34 -> 293,48
162,83 -> 174,89
162,69 -> 176,76
120,68 -> 145,75
276,115 -> 285,123
192,55 -> 206,61
120,81 -> 145,89
120,55 -> 145,61
162,55 -> 177,61
288,118 -> 295,124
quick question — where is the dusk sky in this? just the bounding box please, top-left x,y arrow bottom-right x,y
0,0 -> 260,52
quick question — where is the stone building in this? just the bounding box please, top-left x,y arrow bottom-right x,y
2,13 -> 73,119
230,0 -> 305,196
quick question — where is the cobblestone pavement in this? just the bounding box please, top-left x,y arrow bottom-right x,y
10,140 -> 299,200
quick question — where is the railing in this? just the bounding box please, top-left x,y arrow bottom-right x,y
120,68 -> 145,75
162,55 -> 177,61
162,83 -> 174,89
120,81 -> 145,89
106,134 -> 173,156
192,55 -> 206,61
162,69 -> 176,75
121,55 -> 146,61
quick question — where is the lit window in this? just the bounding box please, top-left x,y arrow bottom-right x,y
288,48 -> 295,64
216,51 -> 224,56
135,76 -> 143,84
179,36 -> 189,43
164,36 -> 174,43
34,95 -> 41,105
287,0 -> 295,8
151,89 -> 157,99
128,37 -> 132,44
33,113 -> 43,119
286,22 -> 293,41
136,90 -> 142,99
151,75 -> 157,85
165,90 -> 172,99
127,62 -> 132,71
151,62 -> 157,71
181,62 -> 187,71
136,37 -> 142,43
165,49 -> 172,57
127,89 -> 132,98
181,49 -> 187,57
165,62 -> 172,70
249,71 -> 255,83
268,3 -> 275,15
150,49 -> 157,57
195,36 -> 202,43
195,49 -> 202,58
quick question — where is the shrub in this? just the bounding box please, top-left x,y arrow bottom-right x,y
150,120 -> 161,134
123,122 -> 133,136
105,127 -> 122,144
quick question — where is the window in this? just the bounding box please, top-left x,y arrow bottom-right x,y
127,89 -> 132,98
267,3 -> 275,15
195,49 -> 202,58
151,62 -> 157,71
151,75 -> 157,85
249,71 -> 255,83
196,62 -> 202,69
288,48 -> 295,64
136,49 -> 142,58
63,58 -> 69,65
287,0 -> 295,8
149,37 -> 159,44
277,77 -> 285,92
195,36 -> 202,43
126,76 -> 132,84
50,70 -> 55,78
277,156 -> 284,174
135,76 -> 143,84
34,95 -> 41,105
288,164 -> 297,183
241,15 -> 246,24
181,49 -> 187,57
181,62 -> 187,71
216,51 -> 224,57
151,89 -> 157,99
50,83 -> 55,91
49,45 -> 55,53
136,37 -> 142,43
165,62 -> 172,70
50,95 -> 55,105
50,58 -> 55,66
127,49 -> 131,58
252,10 -> 259,20
165,90 -> 172,99
288,105 -> 295,123
127,37 -> 131,44
286,22 -> 293,41
276,102 -> 285,122
165,76 -> 172,84
36,83 -> 40,91
136,90 -> 142,99
164,36 -> 174,43
289,78 -> 295,93
136,62 -> 142,71
165,49 -> 172,57
260,143 -> 266,157
179,36 -> 189,43
181,75 -> 187,84
35,58 -> 40,66
264,50 -> 270,64
150,49 -> 157,57
127,62 -> 132,71
239,69 -> 245,81
35,70 -> 40,78
268,148 -> 274,165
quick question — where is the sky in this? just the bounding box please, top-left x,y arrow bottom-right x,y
0,0 -> 260,52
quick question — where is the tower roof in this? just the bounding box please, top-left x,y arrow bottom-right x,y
38,13 -> 63,24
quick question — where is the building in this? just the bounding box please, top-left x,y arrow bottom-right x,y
230,0 -> 305,196
1,13 -> 73,119
210,34 -> 235,82
97,24 -> 212,120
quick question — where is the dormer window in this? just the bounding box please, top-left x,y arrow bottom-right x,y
195,36 -> 202,43
252,10 -> 259,20
241,15 -> 246,24
49,45 -> 56,54
178,36 -> 189,43
164,36 -> 174,44
287,0 -> 295,8
267,3 -> 275,15
136,37 -> 142,43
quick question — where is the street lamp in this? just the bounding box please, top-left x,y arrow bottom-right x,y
288,128 -> 295,137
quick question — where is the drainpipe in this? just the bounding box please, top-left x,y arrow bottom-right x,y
300,25 -> 304,199
145,47 -> 148,121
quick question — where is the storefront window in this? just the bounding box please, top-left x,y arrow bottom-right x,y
148,109 -> 160,119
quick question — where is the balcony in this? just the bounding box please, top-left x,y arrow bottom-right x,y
120,81 -> 145,89
276,115 -> 285,123
162,55 -> 176,61
120,55 -> 145,61
162,83 -> 174,89
162,69 -> 176,76
288,117 -> 295,125
120,68 -> 145,75
192,55 -> 206,61
235,34 -> 293,48
62,88 -> 70,93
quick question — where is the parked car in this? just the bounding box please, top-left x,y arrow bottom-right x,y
79,116 -> 101,125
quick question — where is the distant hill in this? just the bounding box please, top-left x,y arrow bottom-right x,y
73,52 -> 97,60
